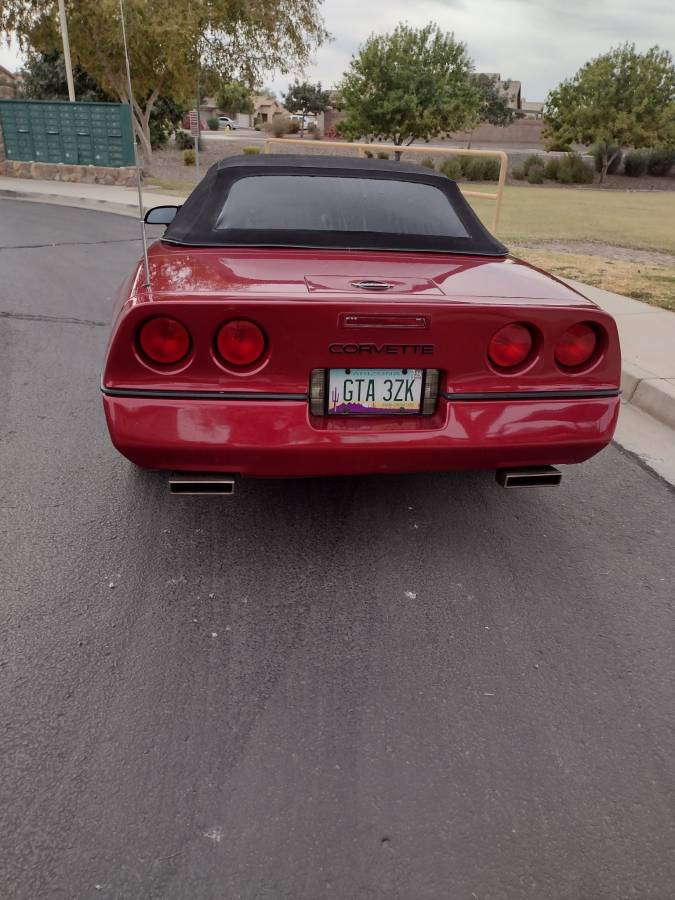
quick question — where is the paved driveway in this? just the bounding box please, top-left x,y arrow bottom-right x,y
1,200 -> 674,900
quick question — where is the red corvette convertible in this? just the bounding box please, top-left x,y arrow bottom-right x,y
101,155 -> 620,492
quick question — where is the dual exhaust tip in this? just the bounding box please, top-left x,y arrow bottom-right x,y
496,466 -> 562,488
169,473 -> 235,495
168,466 -> 561,495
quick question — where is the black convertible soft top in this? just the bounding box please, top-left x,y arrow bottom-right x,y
162,154 -> 508,256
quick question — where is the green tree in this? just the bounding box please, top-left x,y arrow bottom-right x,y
20,48 -> 183,149
544,43 -> 675,182
284,80 -> 329,136
464,73 -> 514,147
21,48 -> 111,101
474,74 -> 514,127
1,0 -> 327,159
217,81 -> 254,117
338,23 -> 479,156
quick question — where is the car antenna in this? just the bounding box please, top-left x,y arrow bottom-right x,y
118,0 -> 150,288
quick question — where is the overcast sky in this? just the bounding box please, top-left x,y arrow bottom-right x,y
1,0 -> 673,101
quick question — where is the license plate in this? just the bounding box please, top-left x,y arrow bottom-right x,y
327,368 -> 424,415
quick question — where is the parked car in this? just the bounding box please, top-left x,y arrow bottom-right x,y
101,155 -> 620,494
218,116 -> 239,130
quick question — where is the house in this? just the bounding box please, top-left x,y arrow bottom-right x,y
521,99 -> 545,119
0,65 -> 22,100
477,73 -> 522,111
253,94 -> 287,125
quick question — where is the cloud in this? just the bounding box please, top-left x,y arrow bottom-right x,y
2,0 -> 672,103
269,0 -> 675,101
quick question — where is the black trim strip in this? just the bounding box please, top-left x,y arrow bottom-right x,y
101,385 -> 620,403
101,386 -> 307,401
442,388 -> 621,401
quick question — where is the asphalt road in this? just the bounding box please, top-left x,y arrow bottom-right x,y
1,199 -> 674,900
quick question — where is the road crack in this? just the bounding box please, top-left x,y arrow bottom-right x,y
0,237 -> 144,250
0,310 -> 107,327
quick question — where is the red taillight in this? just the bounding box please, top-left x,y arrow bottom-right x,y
216,320 -> 266,367
555,323 -> 597,368
138,317 -> 190,365
488,323 -> 533,369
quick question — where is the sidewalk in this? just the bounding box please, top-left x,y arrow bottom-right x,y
0,174 -> 180,216
2,175 -> 674,431
565,280 -> 675,430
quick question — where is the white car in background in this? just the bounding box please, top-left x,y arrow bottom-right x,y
218,116 -> 240,131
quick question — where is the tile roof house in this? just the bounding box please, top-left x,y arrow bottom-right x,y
0,66 -> 22,100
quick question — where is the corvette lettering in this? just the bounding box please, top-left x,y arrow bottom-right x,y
329,343 -> 434,355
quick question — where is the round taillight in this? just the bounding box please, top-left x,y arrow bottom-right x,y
138,317 -> 190,365
216,320 -> 266,367
555,323 -> 597,368
488,323 -> 533,369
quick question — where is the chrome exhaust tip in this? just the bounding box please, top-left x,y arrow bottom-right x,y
496,466 -> 562,488
169,473 -> 236,495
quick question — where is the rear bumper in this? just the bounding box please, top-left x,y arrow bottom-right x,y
102,392 -> 620,477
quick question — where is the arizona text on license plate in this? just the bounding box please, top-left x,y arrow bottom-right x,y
328,368 -> 424,415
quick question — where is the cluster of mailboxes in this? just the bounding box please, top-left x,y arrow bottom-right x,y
0,99 -> 135,168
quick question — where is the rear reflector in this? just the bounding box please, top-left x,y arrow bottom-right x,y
555,323 -> 598,369
138,317 -> 190,366
488,323 -> 533,369
310,369 -> 326,415
216,319 -> 266,367
422,369 -> 440,415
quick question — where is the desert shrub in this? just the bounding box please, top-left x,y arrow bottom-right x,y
175,130 -> 202,151
270,116 -> 291,138
363,149 -> 374,158
461,156 -> 499,181
511,164 -> 525,180
522,154 -> 545,175
376,151 -> 390,159
647,148 -> 675,177
420,157 -> 435,170
206,117 -> 219,131
288,119 -> 300,134
311,128 -> 322,140
242,146 -> 260,155
183,149 -> 195,166
556,164 -> 573,184
481,158 -> 500,181
546,140 -> 573,152
527,167 -> 544,184
623,149 -> 649,177
544,157 -> 560,180
558,152 -> 594,184
592,143 -> 622,174
440,158 -> 462,180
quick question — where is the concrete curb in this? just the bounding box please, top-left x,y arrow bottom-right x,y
620,361 -> 675,430
3,184 -> 674,433
0,187 -> 140,217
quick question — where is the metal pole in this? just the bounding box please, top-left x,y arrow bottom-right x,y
119,0 -> 150,287
57,0 -> 76,102
194,70 -> 200,181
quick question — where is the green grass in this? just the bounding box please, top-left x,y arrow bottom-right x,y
145,175 -> 196,194
466,185 -> 675,254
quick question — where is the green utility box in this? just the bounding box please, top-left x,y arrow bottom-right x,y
0,99 -> 135,167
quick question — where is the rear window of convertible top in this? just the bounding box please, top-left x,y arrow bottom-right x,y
214,175 -> 470,238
